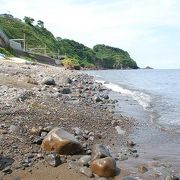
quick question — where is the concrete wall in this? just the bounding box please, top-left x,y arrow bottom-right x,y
0,28 -> 22,51
9,39 -> 22,51
0,28 -> 9,47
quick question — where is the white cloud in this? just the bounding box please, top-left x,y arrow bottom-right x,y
1,0 -> 180,68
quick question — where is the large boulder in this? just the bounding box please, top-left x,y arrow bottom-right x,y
91,157 -> 117,178
41,127 -> 82,155
91,144 -> 111,161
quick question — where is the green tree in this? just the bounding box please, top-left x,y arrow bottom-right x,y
56,37 -> 62,41
37,20 -> 44,28
24,16 -> 34,25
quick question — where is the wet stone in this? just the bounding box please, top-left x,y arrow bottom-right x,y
91,157 -> 117,178
91,144 -> 111,161
45,154 -> 61,167
78,155 -> 91,167
79,166 -> 93,178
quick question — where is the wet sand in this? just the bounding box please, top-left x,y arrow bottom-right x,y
108,89 -> 180,177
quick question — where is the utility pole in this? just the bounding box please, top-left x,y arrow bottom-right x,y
23,33 -> 26,51
58,49 -> 60,59
44,44 -> 46,55
10,33 -> 26,51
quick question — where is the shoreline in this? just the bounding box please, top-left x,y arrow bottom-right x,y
0,61 -> 179,179
84,70 -> 180,177
0,61 -> 134,179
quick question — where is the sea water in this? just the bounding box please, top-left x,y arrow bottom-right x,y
84,69 -> 180,133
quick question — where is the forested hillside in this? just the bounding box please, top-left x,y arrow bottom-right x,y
0,14 -> 138,69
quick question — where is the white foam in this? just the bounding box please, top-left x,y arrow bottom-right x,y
97,80 -> 151,110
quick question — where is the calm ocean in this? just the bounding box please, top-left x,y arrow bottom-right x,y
84,69 -> 180,133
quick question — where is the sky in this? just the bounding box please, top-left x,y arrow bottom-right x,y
1,0 -> 180,69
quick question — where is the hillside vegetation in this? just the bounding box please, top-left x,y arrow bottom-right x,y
0,14 -> 138,69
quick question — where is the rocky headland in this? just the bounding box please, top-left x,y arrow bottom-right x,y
0,61 -> 179,180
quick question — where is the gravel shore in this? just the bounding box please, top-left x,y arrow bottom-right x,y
0,61 -> 135,179
0,61 -> 179,180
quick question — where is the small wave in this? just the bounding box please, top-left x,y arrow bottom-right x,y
94,75 -> 102,78
98,81 -> 152,110
96,80 -> 105,84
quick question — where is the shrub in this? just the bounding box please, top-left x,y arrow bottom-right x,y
0,47 -> 13,57
61,57 -> 80,70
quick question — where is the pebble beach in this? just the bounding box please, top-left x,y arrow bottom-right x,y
0,61 -> 179,180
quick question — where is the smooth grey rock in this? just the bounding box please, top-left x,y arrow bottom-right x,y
78,155 -> 91,166
79,167 -> 93,178
45,154 -> 61,167
42,77 -> 56,85
91,144 -> 111,161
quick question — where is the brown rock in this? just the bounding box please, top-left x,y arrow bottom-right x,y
41,127 -> 82,155
138,164 -> 148,173
91,157 -> 117,178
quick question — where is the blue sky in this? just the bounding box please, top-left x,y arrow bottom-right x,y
1,0 -> 180,68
